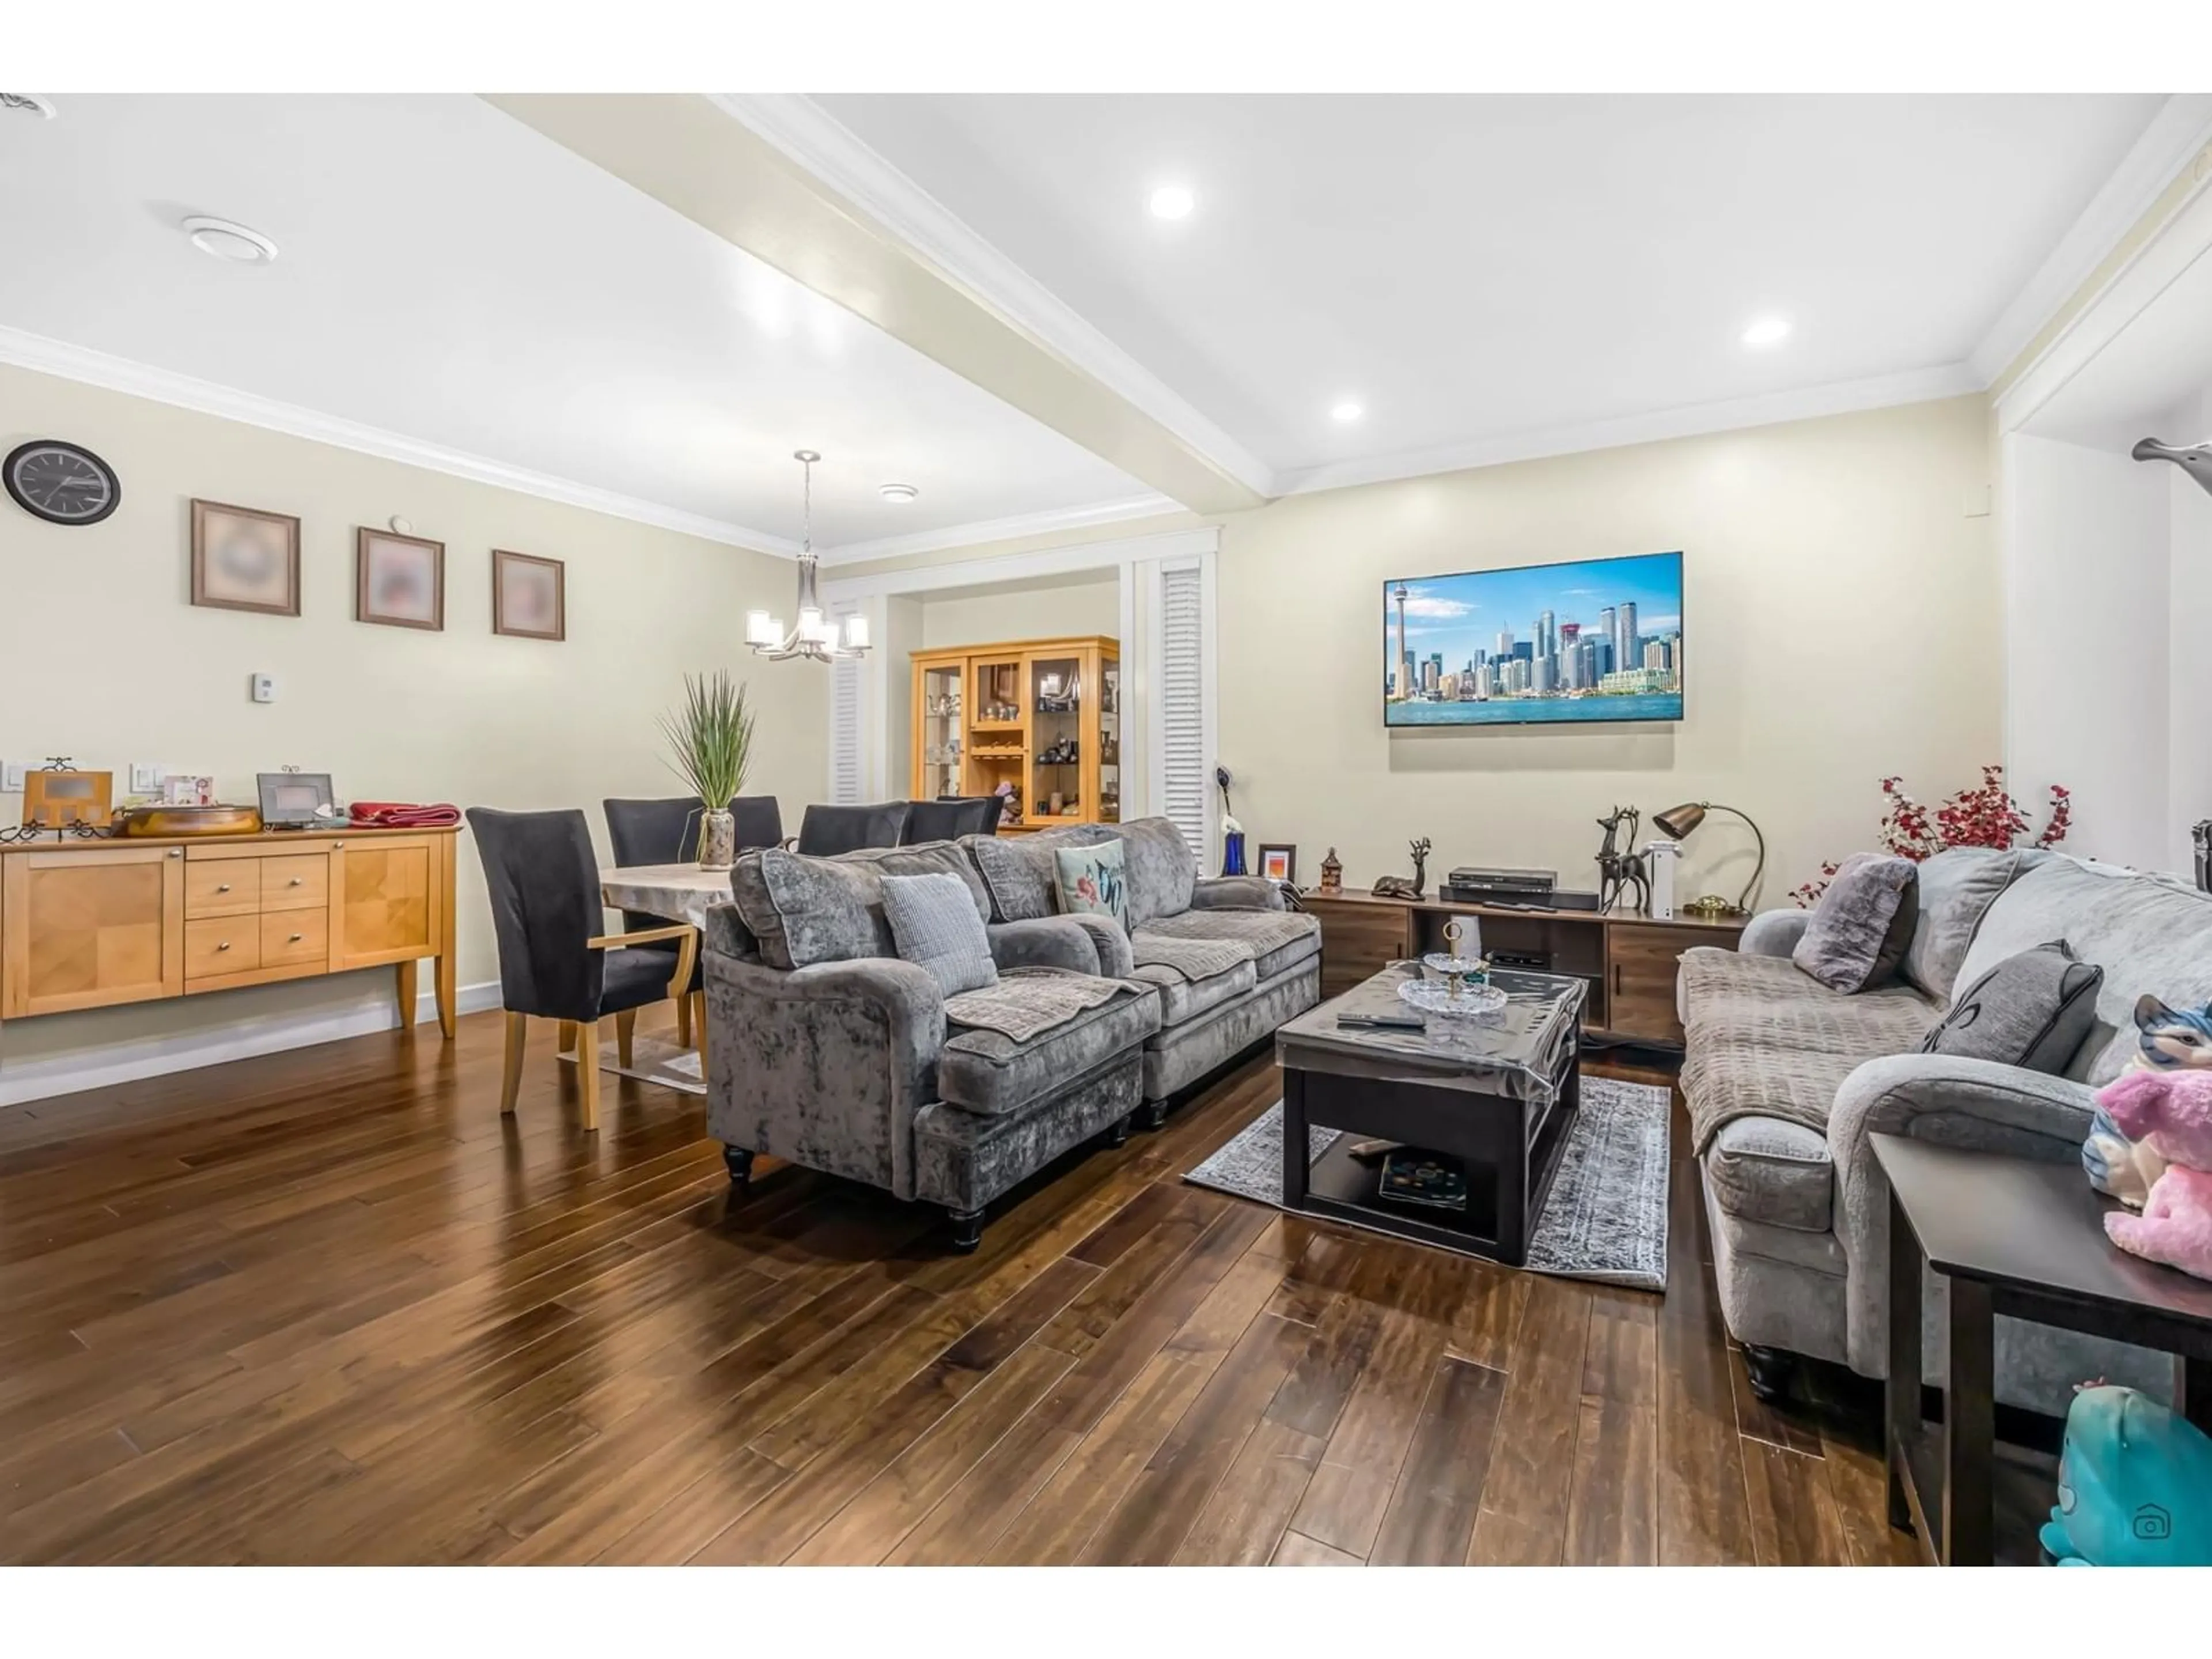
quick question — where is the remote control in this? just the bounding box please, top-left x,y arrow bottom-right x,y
1338,1013 -> 1426,1031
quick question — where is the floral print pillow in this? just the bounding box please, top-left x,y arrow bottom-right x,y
1053,838 -> 1128,928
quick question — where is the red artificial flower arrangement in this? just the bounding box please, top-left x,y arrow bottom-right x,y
1793,766 -> 2071,906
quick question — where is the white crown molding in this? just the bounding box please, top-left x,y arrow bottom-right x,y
815,492 -> 1184,567
711,93 -> 1279,502
1274,362 -> 1984,497
0,979 -> 501,1108
0,326 -> 803,558
1971,94 -> 2212,388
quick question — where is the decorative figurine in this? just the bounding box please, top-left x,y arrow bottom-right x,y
1595,805 -> 1650,914
1372,836 -> 1431,900
1319,847 -> 1343,896
2040,1384 -> 2212,1566
2096,1069 -> 2212,1281
1218,765 -> 1247,876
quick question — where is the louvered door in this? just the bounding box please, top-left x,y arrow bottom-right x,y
1151,561 -> 1211,865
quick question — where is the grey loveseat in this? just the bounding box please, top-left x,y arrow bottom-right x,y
1681,848 -> 2212,1412
702,840 -> 1161,1250
960,816 -> 1323,1123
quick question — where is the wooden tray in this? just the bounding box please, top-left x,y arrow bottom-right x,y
109,804 -> 264,838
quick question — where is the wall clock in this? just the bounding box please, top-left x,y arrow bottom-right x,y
5,439 -> 122,526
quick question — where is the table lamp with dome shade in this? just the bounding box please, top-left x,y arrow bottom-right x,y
1653,800 -> 1766,920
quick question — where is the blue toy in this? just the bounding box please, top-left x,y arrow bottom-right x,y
2041,1385 -> 2212,1566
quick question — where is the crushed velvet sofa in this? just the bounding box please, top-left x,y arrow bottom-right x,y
702,840 -> 1160,1250
1681,849 -> 2212,1413
959,816 -> 1323,1123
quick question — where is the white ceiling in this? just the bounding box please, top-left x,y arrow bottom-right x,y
0,94 -> 1152,550
812,94 -> 2172,488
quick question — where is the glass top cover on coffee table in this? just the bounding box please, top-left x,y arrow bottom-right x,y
1275,961 -> 1584,1104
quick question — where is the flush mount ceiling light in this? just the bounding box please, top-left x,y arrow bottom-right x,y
1147,183 -> 1196,221
181,215 -> 279,265
1330,400 -> 1365,423
0,93 -> 56,119
746,450 -> 870,665
1741,316 -> 1791,347
878,482 -> 919,504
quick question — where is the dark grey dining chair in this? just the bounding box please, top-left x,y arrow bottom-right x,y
471,806 -> 697,1132
796,801 -> 910,857
902,796 -> 1005,843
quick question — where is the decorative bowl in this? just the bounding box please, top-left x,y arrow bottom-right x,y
1398,976 -> 1508,1020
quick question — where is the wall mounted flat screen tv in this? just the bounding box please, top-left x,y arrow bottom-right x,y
1383,550 -> 1684,728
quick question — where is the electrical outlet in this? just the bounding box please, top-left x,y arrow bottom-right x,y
130,762 -> 165,793
0,760 -> 26,793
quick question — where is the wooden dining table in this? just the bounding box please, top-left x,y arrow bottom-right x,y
598,862 -> 733,930
596,862 -> 732,1072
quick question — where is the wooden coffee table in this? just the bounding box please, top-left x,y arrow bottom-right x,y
1274,963 -> 1584,1265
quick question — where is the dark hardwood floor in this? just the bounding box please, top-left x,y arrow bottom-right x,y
0,1009 -> 1922,1565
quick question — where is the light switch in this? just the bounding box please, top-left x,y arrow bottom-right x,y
131,762 -> 165,793
0,760 -> 26,792
251,672 -> 277,704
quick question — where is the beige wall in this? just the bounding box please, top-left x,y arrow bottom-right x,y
843,395 -> 1999,907
916,574 -> 1120,650
0,362 -> 825,1089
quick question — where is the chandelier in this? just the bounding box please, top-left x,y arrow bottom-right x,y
745,449 -> 870,663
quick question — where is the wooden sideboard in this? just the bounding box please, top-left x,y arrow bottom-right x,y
1299,887 -> 1745,1046
0,827 -> 459,1035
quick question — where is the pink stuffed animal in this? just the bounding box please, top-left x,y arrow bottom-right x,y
2097,1069 -> 2212,1281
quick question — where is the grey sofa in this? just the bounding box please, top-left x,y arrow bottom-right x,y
960,816 -> 1323,1123
702,840 -> 1160,1250
1681,848 -> 2212,1412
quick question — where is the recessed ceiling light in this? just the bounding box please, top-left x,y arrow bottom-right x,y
181,215 -> 279,265
1741,316 -> 1790,347
878,483 -> 919,504
1330,400 -> 1365,423
1148,184 -> 1195,221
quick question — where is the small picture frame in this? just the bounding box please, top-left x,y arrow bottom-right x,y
492,549 -> 565,641
192,499 -> 301,616
356,528 -> 445,630
23,770 -> 112,829
1258,843 -> 1297,885
257,771 -> 336,828
162,774 -> 215,806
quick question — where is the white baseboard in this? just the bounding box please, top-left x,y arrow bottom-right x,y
0,980 -> 503,1109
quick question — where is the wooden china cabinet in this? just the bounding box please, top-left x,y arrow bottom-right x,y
910,635 -> 1121,834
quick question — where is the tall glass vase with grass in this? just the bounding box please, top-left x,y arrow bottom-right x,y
660,671 -> 756,869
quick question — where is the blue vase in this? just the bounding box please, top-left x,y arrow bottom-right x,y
1222,830 -> 1247,877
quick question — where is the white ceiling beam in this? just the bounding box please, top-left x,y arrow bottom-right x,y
482,93 -> 1270,518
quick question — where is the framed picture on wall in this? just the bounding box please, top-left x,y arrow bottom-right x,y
191,499 -> 301,616
356,528 -> 445,630
492,548 -> 565,641
1258,843 -> 1297,884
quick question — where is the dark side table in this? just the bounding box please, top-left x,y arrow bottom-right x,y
1875,1132 -> 2212,1566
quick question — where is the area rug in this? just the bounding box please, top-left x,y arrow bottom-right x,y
563,1035 -> 704,1096
1183,1075 -> 1669,1290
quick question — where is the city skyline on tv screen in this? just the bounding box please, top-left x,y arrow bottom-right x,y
1382,551 -> 1684,727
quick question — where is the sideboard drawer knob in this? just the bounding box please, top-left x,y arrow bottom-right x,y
217,941 -> 232,952
216,882 -> 232,893
289,877 -> 303,887
289,933 -> 303,944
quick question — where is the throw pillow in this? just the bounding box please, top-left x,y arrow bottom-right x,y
1793,853 -> 1919,993
880,872 -> 998,997
1053,838 -> 1128,927
1921,940 -> 2105,1073
1901,847 -> 2032,1002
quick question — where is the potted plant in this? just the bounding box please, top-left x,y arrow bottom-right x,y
659,671 -> 756,869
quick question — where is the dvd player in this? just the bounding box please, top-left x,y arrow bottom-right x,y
1439,881 -> 1602,912
1446,866 -> 1556,893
